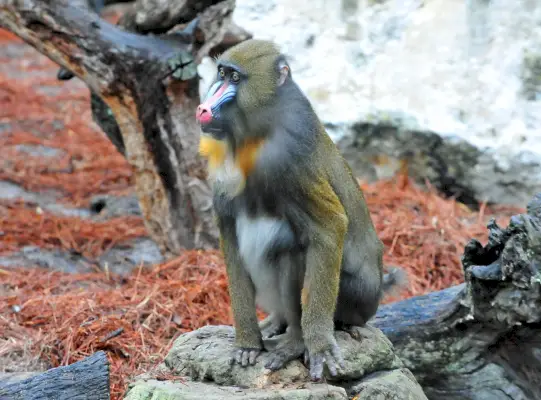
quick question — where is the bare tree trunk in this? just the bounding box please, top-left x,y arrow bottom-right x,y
373,192 -> 541,400
0,0 -> 250,255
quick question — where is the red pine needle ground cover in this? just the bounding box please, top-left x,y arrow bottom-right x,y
0,28 -> 524,398
0,201 -> 147,256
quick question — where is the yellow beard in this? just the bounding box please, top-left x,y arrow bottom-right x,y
199,135 -> 266,178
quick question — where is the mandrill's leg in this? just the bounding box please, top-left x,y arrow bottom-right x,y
259,313 -> 287,339
264,253 -> 306,371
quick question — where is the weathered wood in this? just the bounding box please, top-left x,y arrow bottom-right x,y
0,351 -> 110,400
116,0 -> 225,34
0,0 -> 249,254
85,1 -> 250,160
373,192 -> 541,400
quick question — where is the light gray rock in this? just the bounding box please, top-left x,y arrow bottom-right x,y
89,194 -> 142,219
124,325 -> 427,400
225,0 -> 541,207
14,144 -> 64,158
0,181 -> 91,218
0,238 -> 163,275
125,380 -> 348,400
346,369 -> 429,400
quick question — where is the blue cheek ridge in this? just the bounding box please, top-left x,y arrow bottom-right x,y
205,81 -> 223,101
211,86 -> 237,117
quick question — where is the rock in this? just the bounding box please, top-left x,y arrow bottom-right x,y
229,0 -> 541,207
0,181 -> 91,218
89,194 -> 142,219
125,380 -> 348,400
346,369 -> 428,400
124,325 -> 428,400
0,238 -> 163,275
14,144 -> 64,158
98,237 -> 164,274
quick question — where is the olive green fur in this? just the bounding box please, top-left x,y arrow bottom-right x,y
215,40 -> 291,142
219,40 -> 284,111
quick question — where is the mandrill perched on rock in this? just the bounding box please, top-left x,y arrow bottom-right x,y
195,39 -> 406,381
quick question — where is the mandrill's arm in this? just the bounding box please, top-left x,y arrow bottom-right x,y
300,174 -> 348,380
219,218 -> 263,366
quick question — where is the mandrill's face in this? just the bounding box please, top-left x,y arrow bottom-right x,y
195,39 -> 290,140
195,63 -> 242,137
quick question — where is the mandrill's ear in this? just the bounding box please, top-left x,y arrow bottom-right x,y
277,58 -> 290,87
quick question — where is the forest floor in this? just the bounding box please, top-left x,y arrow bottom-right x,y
0,28 -> 525,399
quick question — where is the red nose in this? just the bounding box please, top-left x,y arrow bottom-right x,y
196,104 -> 213,125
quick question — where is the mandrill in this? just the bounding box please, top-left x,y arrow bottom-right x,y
195,39 -> 405,381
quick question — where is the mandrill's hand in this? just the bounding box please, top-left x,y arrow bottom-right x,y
304,333 -> 345,381
229,347 -> 262,367
230,319 -> 264,367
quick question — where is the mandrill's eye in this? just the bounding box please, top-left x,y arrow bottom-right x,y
218,68 -> 225,79
231,71 -> 240,83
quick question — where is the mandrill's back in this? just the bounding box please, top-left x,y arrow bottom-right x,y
310,120 -> 384,282
273,76 -> 384,273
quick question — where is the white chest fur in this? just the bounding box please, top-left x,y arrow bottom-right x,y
235,211 -> 286,314
208,154 -> 246,198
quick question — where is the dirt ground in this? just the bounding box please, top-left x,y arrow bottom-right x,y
0,28 -> 524,399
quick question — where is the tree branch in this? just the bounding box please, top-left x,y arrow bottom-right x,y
1,0 -> 187,94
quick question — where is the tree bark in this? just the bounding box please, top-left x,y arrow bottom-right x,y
0,0 -> 251,255
373,192 -> 541,400
0,351 -> 110,400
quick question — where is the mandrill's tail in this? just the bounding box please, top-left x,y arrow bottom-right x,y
382,266 -> 409,297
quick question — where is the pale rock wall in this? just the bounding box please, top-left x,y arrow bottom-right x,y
225,0 -> 541,207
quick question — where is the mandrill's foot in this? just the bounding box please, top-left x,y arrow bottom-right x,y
259,314 -> 287,338
335,322 -> 368,341
303,334 -> 345,381
264,329 -> 305,371
229,347 -> 262,367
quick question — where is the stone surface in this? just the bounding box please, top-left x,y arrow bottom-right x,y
89,194 -> 142,219
0,181 -> 90,218
124,325 -> 428,400
227,0 -> 541,207
14,144 -> 64,158
347,369 -> 429,400
0,238 -> 163,275
125,380 -> 348,400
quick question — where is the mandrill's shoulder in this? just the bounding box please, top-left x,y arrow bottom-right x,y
252,128 -> 318,177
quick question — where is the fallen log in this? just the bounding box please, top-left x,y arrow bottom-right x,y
0,351 -> 110,400
373,192 -> 541,400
